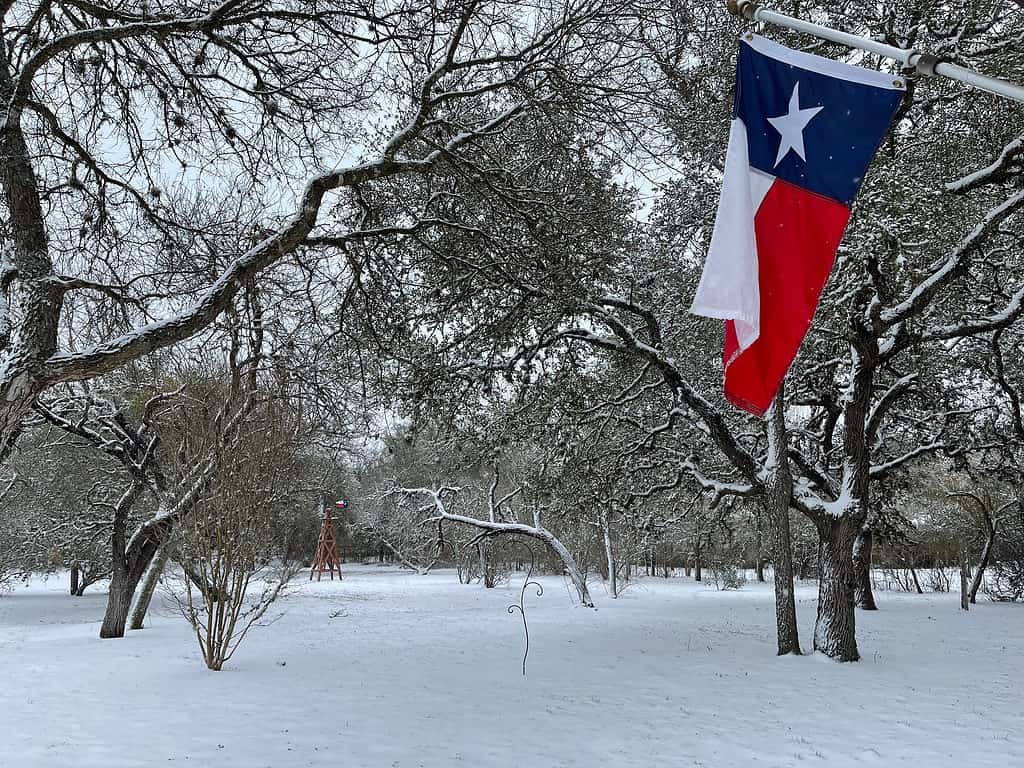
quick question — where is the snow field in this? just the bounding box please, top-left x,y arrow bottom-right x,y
1,565 -> 1021,768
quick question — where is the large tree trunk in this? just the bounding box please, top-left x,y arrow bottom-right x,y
763,391 -> 801,655
70,563 -> 81,596
852,525 -> 878,610
809,335 -> 874,661
100,542 -> 163,637
813,517 -> 860,661
98,483 -> 144,638
100,563 -> 135,638
99,488 -> 171,637
130,544 -> 172,630
0,59 -> 63,456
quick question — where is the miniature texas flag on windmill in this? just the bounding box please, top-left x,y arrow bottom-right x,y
690,34 -> 903,417
310,498 -> 347,581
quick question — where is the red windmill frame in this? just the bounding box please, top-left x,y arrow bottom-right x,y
310,499 -> 345,581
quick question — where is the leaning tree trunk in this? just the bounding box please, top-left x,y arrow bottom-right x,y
0,62 -> 65,457
852,525 -> 878,610
410,490 -> 595,607
813,517 -> 860,661
909,564 -> 923,594
129,544 -> 172,630
968,515 -> 997,604
102,542 -> 164,637
538,530 -> 593,607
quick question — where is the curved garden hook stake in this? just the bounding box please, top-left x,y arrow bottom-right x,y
507,539 -> 543,676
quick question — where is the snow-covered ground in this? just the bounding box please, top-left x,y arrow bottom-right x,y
1,565 -> 1021,768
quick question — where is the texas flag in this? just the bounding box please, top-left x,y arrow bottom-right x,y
691,34 -> 904,417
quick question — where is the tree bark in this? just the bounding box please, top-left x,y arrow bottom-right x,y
99,546 -> 157,637
99,491 -> 170,637
601,511 -> 618,599
813,517 -> 860,661
100,563 -> 135,638
754,509 -> 766,582
852,525 -> 878,610
968,512 -> 997,604
959,547 -> 970,611
478,542 -> 495,588
70,563 -> 80,596
807,334 -> 874,661
909,564 -> 923,594
99,483 -> 145,638
764,390 -> 801,655
130,544 -> 172,630
0,50 -> 63,455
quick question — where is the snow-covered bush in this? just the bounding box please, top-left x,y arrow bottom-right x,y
989,506 -> 1024,602
928,567 -> 952,592
988,562 -> 1023,602
710,560 -> 747,591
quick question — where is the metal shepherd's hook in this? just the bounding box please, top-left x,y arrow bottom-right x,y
507,539 -> 543,676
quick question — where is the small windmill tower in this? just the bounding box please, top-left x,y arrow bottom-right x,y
310,498 -> 345,581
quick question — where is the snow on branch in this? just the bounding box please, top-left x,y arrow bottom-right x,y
563,297 -> 763,488
880,188 -> 1024,328
680,457 -> 757,508
915,282 -> 1024,345
866,374 -> 918,447
870,440 -> 949,481
391,485 -> 594,607
946,135 -> 1024,194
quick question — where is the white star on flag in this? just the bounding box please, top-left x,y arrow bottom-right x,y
767,82 -> 823,167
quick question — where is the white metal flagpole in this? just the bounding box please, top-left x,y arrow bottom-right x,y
728,0 -> 1024,104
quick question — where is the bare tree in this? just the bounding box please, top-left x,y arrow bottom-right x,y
0,0 -> 639,457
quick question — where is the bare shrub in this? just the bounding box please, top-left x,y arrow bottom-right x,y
928,567 -> 952,593
169,400 -> 303,670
